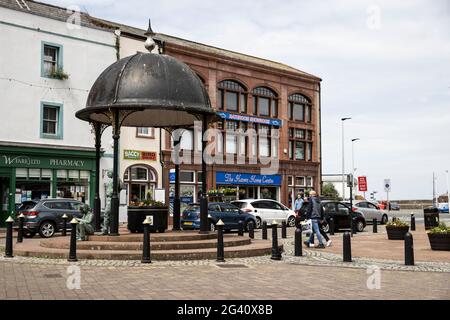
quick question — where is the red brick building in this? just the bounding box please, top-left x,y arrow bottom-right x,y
106,22 -> 322,209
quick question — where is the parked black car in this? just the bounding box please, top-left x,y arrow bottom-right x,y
181,202 -> 257,232
295,200 -> 366,232
14,199 -> 87,238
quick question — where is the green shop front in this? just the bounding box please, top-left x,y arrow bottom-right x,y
0,144 -> 96,226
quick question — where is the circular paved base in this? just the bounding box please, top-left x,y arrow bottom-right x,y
13,230 -> 281,261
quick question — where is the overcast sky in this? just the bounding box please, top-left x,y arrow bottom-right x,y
43,0 -> 450,200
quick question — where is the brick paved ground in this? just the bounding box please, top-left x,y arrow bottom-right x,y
0,259 -> 448,300
1,221 -> 449,300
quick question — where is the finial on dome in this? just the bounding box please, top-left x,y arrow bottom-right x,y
144,19 -> 159,53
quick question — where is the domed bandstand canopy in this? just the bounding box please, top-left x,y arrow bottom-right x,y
76,22 -> 216,236
75,52 -> 216,128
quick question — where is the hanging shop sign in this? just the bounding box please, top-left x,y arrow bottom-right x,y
123,150 -> 157,161
216,112 -> 282,127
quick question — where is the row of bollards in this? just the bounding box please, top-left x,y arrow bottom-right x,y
2,215 -> 416,266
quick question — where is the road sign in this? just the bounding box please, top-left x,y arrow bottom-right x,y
347,174 -> 353,188
358,176 -> 368,192
384,179 -> 391,192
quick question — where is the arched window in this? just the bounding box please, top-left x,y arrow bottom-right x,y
123,165 -> 157,203
252,87 -> 278,117
288,93 -> 312,122
217,80 -> 247,113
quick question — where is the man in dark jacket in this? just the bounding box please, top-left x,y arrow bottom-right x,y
304,191 -> 325,248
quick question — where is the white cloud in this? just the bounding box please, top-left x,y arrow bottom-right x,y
42,0 -> 450,199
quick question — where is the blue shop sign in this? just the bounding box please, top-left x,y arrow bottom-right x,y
169,196 -> 194,204
216,112 -> 282,127
216,172 -> 282,186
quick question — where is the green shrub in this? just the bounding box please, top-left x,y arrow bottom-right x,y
429,222 -> 450,234
386,219 -> 409,227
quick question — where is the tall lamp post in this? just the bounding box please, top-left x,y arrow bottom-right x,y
446,170 -> 449,211
341,117 -> 352,200
351,138 -> 360,197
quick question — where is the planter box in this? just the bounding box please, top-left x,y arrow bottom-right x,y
127,206 -> 169,233
427,233 -> 450,251
386,226 -> 409,240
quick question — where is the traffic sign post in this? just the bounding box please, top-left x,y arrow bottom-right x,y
384,179 -> 391,211
358,176 -> 367,192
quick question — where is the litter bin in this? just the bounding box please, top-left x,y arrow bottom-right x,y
424,207 -> 440,230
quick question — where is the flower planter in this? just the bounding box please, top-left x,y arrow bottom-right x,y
427,233 -> 450,251
386,226 -> 409,240
127,206 -> 169,233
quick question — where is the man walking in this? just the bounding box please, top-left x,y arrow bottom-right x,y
294,193 -> 304,214
304,190 -> 326,248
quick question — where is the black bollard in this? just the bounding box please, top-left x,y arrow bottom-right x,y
248,221 -> 254,239
271,221 -> 282,260
405,232 -> 414,266
281,221 -> 287,239
5,216 -> 14,258
373,218 -> 378,233
350,216 -> 354,237
68,218 -> 78,262
410,214 -> 416,231
329,218 -> 335,236
392,216 -> 396,223
343,231 -> 352,262
294,227 -> 302,257
262,221 -> 268,240
62,214 -> 68,236
238,220 -> 244,236
216,219 -> 225,262
141,218 -> 151,264
17,213 -> 24,243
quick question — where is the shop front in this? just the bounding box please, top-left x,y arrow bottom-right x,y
169,169 -> 202,213
215,172 -> 282,201
0,144 -> 96,226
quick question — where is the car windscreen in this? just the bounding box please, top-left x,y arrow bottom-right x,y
220,204 -> 240,213
18,201 -> 37,211
185,204 -> 200,212
231,201 -> 246,209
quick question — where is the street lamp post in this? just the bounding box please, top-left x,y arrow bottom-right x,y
341,117 -> 352,200
351,138 -> 360,194
446,170 -> 449,212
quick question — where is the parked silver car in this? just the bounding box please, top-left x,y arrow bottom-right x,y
345,201 -> 388,224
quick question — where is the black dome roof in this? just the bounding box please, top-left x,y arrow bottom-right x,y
76,52 -> 214,127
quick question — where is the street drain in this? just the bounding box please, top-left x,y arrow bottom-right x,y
43,274 -> 63,278
216,264 -> 248,269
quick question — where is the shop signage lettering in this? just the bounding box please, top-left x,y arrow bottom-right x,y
216,112 -> 282,127
124,150 -> 157,161
216,172 -> 282,186
1,154 -> 92,169
49,159 -> 85,167
2,155 -> 40,166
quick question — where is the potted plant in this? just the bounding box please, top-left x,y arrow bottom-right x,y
50,67 -> 69,80
385,219 -> 410,240
427,223 -> 450,251
127,192 -> 168,233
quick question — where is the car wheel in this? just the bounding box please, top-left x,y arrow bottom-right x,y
356,220 -> 365,232
287,216 -> 296,227
321,223 -> 330,233
381,214 -> 388,225
255,217 -> 262,229
38,221 -> 56,238
210,222 -> 216,232
23,230 -> 36,238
